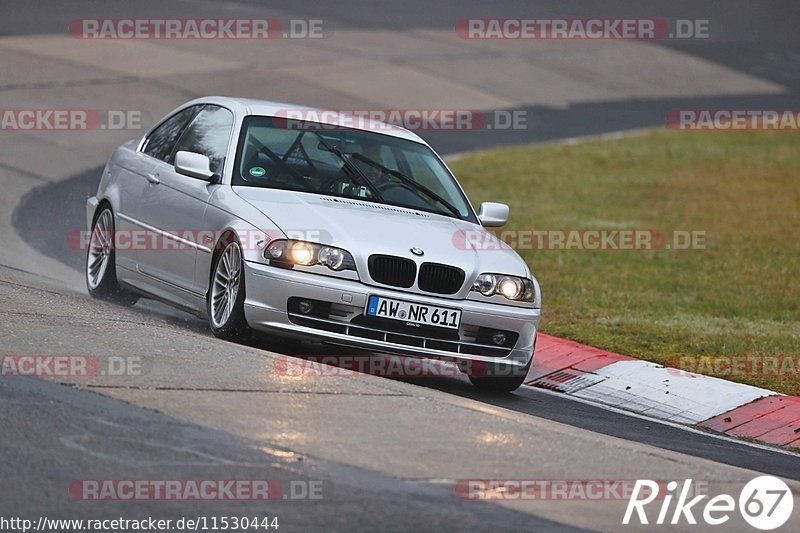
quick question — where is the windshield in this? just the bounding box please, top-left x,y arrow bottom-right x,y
232,115 -> 476,221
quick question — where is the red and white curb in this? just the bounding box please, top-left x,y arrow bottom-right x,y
526,334 -> 800,449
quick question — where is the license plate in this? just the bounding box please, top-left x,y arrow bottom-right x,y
366,295 -> 461,329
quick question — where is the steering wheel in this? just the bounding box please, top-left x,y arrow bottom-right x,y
317,173 -> 349,193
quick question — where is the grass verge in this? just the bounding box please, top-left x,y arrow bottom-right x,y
449,129 -> 800,395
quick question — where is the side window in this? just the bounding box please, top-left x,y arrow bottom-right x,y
170,105 -> 234,174
141,105 -> 203,162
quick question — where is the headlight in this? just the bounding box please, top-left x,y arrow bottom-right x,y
318,246 -> 347,270
289,241 -> 315,265
472,273 -> 535,302
265,240 -> 356,272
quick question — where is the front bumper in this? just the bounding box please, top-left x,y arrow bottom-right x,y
243,261 -> 539,367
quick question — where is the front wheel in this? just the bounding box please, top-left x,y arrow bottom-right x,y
467,356 -> 532,393
207,239 -> 251,340
85,206 -> 138,306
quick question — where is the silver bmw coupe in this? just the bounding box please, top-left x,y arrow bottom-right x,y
86,97 -> 541,391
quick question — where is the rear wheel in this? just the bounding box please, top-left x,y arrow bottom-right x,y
85,206 -> 138,306
207,238 -> 251,340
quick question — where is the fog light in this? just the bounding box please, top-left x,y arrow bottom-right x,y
491,332 -> 507,346
297,300 -> 313,314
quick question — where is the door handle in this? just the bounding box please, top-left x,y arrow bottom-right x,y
146,173 -> 160,185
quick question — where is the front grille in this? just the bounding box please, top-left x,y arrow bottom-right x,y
368,255 -> 416,288
418,263 -> 465,294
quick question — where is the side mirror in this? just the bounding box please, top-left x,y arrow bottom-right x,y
477,202 -> 509,227
175,151 -> 216,181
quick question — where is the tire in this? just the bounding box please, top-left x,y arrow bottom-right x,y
207,237 -> 251,340
467,355 -> 532,393
85,206 -> 138,306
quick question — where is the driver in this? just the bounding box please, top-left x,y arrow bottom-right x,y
352,141 -> 387,184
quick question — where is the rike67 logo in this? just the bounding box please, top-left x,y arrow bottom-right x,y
624,476 -> 794,529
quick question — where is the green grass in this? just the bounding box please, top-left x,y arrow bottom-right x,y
449,129 -> 800,395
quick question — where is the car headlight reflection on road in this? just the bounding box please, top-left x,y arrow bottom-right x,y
265,240 -> 356,272
472,273 -> 535,302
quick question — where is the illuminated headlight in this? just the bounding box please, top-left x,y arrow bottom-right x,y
472,273 -> 535,302
265,240 -> 356,272
289,241 -> 315,265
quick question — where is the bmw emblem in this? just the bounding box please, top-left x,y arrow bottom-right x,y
410,247 -> 424,256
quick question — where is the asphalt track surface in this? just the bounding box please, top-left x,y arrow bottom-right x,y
1,1 -> 800,531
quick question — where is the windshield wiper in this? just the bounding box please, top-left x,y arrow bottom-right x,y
311,132 -> 386,203
349,152 -> 462,218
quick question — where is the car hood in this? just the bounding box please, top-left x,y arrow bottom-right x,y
234,187 -> 531,280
